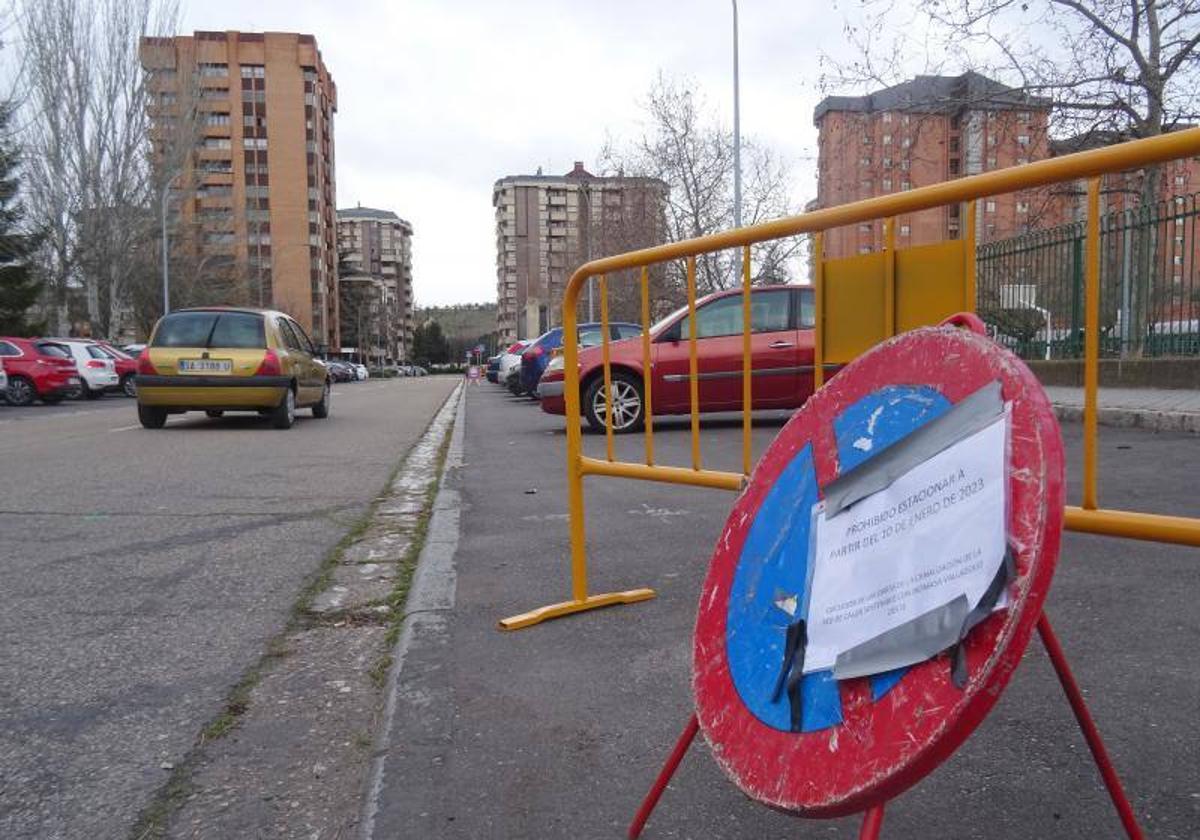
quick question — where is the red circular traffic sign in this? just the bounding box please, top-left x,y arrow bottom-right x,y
693,319 -> 1064,816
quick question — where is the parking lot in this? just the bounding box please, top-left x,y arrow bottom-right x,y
371,381 -> 1200,839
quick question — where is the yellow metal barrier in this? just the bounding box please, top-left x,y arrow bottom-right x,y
498,127 -> 1200,631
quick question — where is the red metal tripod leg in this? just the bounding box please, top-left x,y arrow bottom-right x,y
628,713 -> 700,839
858,804 -> 886,839
1037,613 -> 1145,840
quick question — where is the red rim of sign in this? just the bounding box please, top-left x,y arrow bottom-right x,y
692,322 -> 1065,817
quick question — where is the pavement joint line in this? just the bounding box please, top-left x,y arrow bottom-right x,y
359,382 -> 466,840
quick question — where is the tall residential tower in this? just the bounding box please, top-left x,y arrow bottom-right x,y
140,31 -> 340,346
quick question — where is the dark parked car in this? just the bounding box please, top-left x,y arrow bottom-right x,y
0,337 -> 82,406
485,354 -> 502,383
327,361 -> 356,382
519,322 -> 642,396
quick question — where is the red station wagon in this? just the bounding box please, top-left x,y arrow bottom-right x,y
0,337 -> 82,406
539,285 -> 816,432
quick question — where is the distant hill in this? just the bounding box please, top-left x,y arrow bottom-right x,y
416,302 -> 499,356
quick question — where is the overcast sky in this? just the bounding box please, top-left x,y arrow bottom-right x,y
183,1 -> 868,307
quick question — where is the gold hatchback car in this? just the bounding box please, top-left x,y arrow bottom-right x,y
135,307 -> 331,430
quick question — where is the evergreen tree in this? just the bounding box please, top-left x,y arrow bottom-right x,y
0,103 -> 44,336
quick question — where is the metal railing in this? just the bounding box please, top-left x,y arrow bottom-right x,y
499,127 -> 1200,632
978,192 -> 1200,359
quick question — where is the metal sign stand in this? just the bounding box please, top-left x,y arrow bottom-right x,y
628,316 -> 1144,839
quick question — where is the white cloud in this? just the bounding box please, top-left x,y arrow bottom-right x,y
182,0 -> 845,305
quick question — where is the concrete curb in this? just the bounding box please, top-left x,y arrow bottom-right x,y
1051,403 -> 1200,434
358,382 -> 465,840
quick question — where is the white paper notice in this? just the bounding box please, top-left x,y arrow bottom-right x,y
803,413 -> 1009,674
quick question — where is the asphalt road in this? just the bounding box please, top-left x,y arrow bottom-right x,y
0,377 -> 457,840
374,384 -> 1200,839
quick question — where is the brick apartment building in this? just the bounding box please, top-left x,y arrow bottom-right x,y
493,163 -> 667,342
140,31 -> 340,347
812,72 -> 1053,260
336,206 -> 414,363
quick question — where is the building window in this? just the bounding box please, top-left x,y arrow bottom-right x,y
1017,134 -> 1030,146
881,112 -> 892,123
988,135 -> 997,147
900,137 -> 911,149
901,114 -> 911,125
1016,201 -> 1029,213
985,200 -> 996,213
901,180 -> 911,191
882,177 -> 892,190
882,157 -> 892,168
1018,111 -> 1030,122
859,157 -> 871,167
205,113 -> 229,126
858,223 -> 871,233
1175,175 -> 1187,186
243,137 -> 267,150
1017,157 -> 1029,165
858,246 -> 872,254
882,134 -> 892,146
986,223 -> 996,235
1174,255 -> 1184,265
198,63 -> 227,77
987,156 -> 998,169
899,160 -> 910,171
202,137 -> 231,149
240,64 -> 266,78
242,90 -> 267,103
899,224 -> 911,236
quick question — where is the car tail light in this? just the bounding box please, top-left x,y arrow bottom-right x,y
137,352 -> 158,375
255,349 -> 282,376
85,359 -> 107,369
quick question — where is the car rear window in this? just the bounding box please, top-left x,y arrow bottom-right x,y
35,342 -> 71,358
153,312 -> 266,349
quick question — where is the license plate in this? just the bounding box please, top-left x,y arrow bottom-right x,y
179,359 -> 232,374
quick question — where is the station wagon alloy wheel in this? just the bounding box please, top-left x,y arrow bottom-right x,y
587,373 -> 644,433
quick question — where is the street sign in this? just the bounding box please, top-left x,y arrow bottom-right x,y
691,318 -> 1064,816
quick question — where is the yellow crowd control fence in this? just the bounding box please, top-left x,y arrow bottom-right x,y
499,127 -> 1200,631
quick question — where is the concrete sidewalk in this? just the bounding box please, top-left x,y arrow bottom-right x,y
1046,385 -> 1200,433
366,387 -> 1200,839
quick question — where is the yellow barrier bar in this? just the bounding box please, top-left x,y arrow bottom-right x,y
741,245 -> 752,476
687,256 -> 701,471
560,246 -> 588,607
883,217 -> 897,337
964,200 -> 977,308
813,232 -> 825,389
1065,506 -> 1200,547
600,274 -> 614,462
563,129 -> 1200,287
640,266 -> 654,467
581,456 -> 745,492
1083,178 -> 1101,510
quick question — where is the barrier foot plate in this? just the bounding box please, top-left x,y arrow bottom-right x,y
499,588 -> 657,631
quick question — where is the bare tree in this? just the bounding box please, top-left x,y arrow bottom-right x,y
823,0 -> 1200,197
600,73 -> 802,299
19,0 -> 178,337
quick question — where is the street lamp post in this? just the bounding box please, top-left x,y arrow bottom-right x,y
160,167 -> 182,315
732,0 -> 742,230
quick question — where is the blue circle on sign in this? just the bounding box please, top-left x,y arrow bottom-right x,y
725,385 -> 952,732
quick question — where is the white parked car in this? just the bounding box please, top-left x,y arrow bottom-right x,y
53,338 -> 120,399
497,340 -> 530,384
354,364 -> 369,381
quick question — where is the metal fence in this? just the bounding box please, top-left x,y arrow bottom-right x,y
977,191 -> 1200,359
